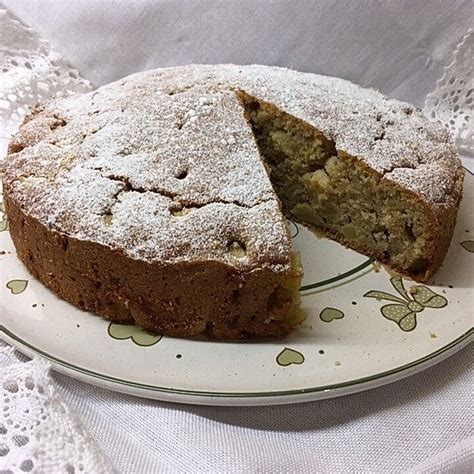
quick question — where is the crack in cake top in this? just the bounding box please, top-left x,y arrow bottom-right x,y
3,64 -> 464,267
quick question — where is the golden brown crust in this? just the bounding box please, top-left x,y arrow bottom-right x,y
5,193 -> 297,340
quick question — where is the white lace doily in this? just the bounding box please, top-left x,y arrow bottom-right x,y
0,342 -> 114,473
0,6 -> 92,154
424,29 -> 473,157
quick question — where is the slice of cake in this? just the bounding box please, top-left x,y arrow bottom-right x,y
3,65 -> 463,339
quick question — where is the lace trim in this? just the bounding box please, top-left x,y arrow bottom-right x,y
0,342 -> 114,472
424,30 -> 473,159
0,7 -> 92,143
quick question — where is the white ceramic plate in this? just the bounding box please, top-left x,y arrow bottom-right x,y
1,172 -> 473,406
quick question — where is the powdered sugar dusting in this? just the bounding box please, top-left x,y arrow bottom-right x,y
3,64 -> 464,267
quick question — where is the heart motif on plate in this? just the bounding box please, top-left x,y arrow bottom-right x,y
108,323 -> 162,347
6,279 -> 28,295
319,307 -> 345,322
276,347 -> 305,366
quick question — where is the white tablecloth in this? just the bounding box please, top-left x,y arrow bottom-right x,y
53,349 -> 473,473
1,1 -> 473,472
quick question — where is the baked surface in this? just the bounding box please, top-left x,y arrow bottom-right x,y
3,64 -> 463,339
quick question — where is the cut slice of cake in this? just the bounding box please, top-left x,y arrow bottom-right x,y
3,65 -> 463,339
237,91 -> 462,281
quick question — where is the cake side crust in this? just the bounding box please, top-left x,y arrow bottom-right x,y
5,191 -> 302,339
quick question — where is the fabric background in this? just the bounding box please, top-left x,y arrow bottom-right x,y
1,1 -> 473,472
4,0 -> 474,106
52,350 -> 473,473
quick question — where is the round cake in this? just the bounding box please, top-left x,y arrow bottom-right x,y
3,65 -> 464,339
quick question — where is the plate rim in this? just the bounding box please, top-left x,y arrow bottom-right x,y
1,324 -> 472,406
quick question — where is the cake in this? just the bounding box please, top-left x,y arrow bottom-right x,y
3,65 -> 463,339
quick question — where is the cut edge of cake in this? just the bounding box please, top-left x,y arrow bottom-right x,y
237,90 -> 463,282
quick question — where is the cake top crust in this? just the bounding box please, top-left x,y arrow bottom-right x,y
3,64 -> 463,268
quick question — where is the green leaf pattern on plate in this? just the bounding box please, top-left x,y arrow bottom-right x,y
364,276 -> 448,332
